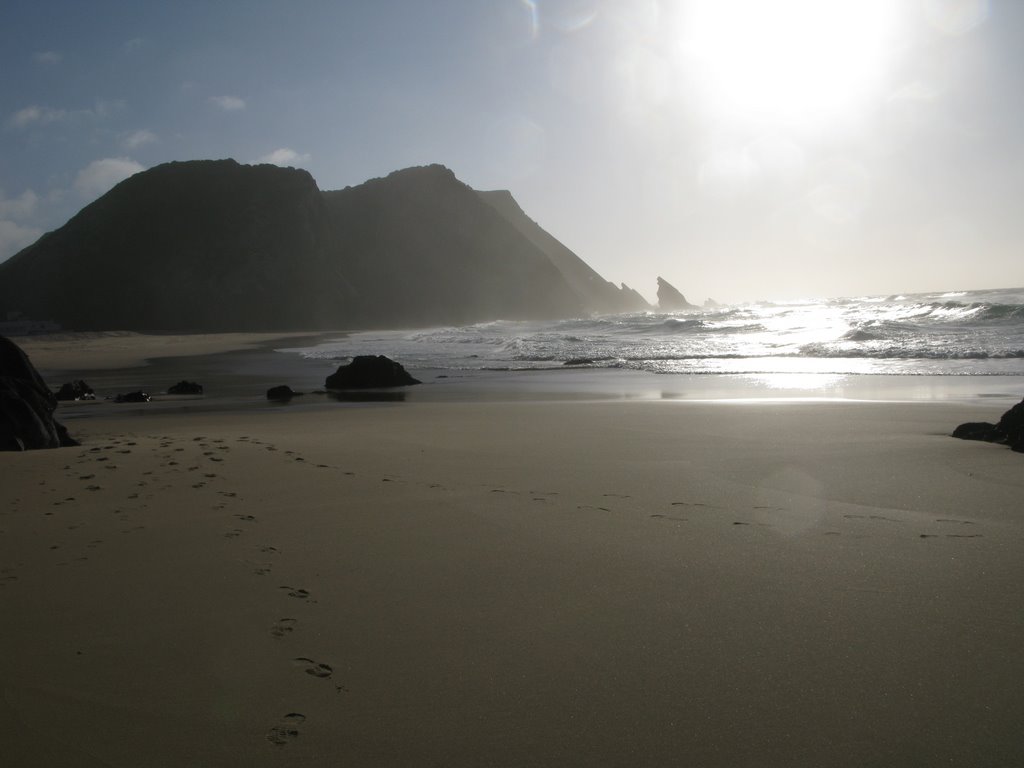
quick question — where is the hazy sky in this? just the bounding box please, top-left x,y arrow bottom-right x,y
2,0 -> 1022,304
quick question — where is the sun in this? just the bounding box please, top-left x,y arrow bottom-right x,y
676,0 -> 901,129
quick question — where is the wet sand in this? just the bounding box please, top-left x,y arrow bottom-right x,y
1,340 -> 1023,766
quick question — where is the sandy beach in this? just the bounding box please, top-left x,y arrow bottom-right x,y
2,336 -> 1023,766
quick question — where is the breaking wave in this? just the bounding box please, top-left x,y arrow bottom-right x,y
283,286 -> 1024,377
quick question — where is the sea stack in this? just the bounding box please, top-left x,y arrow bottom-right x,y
657,277 -> 698,311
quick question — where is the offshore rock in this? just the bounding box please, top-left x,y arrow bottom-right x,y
0,335 -> 78,450
325,355 -> 421,389
657,277 -> 698,311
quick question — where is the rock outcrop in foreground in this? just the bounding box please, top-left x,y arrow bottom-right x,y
0,335 -> 77,450
953,397 -> 1024,452
0,160 -> 653,331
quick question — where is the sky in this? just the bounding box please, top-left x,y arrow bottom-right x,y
1,0 -> 1022,304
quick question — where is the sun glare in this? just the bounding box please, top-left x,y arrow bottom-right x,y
677,0 -> 901,129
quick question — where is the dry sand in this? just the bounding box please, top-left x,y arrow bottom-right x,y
2,390 -> 1023,766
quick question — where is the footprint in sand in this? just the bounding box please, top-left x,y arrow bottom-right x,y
292,657 -> 333,678
234,514 -> 256,522
279,586 -> 310,600
260,545 -> 280,555
271,618 -> 297,637
650,514 -> 687,522
266,713 -> 305,746
224,529 -> 243,539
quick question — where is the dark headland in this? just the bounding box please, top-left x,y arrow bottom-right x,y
0,160 -> 663,332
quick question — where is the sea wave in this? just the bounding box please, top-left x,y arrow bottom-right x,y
280,286 -> 1024,377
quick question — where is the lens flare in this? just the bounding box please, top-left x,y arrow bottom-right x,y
676,0 -> 901,129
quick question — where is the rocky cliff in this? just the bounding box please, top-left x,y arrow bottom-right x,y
0,160 -> 645,331
477,190 -> 650,314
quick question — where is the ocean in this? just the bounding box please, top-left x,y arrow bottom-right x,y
281,287 -> 1024,382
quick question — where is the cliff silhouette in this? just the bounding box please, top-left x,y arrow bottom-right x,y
0,160 -> 649,331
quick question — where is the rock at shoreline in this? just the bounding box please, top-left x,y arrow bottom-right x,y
168,380 -> 204,395
325,356 -> 421,389
114,391 -> 150,403
0,335 -> 78,450
267,385 -> 301,401
952,397 -> 1024,452
55,380 -> 95,401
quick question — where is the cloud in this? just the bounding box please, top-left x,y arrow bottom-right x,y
7,100 -> 125,129
0,220 -> 42,262
9,105 -> 67,128
74,157 -> 145,199
123,37 -> 146,53
123,129 -> 158,150
33,51 -> 61,65
209,95 -> 246,111
0,189 -> 39,220
257,148 -> 312,167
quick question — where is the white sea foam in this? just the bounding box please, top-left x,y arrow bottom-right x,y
279,287 -> 1024,377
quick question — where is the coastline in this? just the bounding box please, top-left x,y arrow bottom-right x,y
14,329 -> 1024,409
3,337 -> 1024,765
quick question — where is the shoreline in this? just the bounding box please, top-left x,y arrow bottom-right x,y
14,330 -> 333,372
11,330 -> 1022,411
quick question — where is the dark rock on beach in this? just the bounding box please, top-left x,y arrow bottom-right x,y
267,385 -> 301,401
114,391 -> 150,403
0,335 -> 78,450
55,380 -> 95,401
168,380 -> 203,395
952,397 -> 1024,452
325,355 -> 420,389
